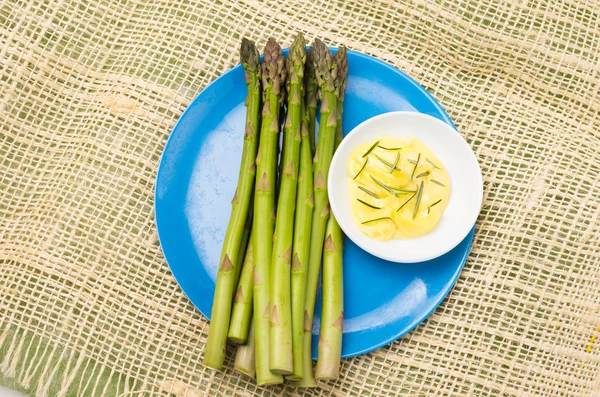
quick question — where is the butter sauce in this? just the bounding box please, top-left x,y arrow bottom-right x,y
347,137 -> 450,241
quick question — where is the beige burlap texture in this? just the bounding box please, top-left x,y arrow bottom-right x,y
1,0 -> 599,396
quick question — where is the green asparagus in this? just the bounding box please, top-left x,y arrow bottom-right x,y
252,38 -> 286,386
204,38 -> 261,369
295,40 -> 346,387
288,48 -> 317,381
315,47 -> 347,379
270,33 -> 306,375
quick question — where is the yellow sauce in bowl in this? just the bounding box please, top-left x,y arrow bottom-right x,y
347,136 -> 450,241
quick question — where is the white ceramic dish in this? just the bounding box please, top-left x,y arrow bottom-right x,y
328,111 -> 483,263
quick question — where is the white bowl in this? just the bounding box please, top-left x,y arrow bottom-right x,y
329,111 -> 483,263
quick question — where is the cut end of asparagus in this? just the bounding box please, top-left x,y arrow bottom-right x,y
234,366 -> 256,379
228,336 -> 246,345
271,368 -> 293,375
315,374 -> 338,381
315,354 -> 340,380
240,38 -> 260,78
203,349 -> 225,369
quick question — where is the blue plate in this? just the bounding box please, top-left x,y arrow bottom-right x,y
155,49 -> 474,359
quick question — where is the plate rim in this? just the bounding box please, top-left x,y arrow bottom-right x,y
154,48 -> 474,358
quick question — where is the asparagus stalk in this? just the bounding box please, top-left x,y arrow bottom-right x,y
234,320 -> 256,379
228,236 -> 254,344
314,216 -> 344,379
288,51 -> 317,381
234,206 -> 253,289
204,39 -> 261,369
315,48 -> 347,379
304,47 -> 318,155
252,38 -> 286,386
294,40 -> 344,387
270,33 -> 306,375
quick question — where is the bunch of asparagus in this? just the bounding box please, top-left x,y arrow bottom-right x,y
204,34 -> 348,386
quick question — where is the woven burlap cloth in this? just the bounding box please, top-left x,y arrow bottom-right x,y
1,0 -> 599,396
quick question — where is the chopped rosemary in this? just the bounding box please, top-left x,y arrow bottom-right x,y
393,189 -> 417,195
408,159 -> 418,164
362,140 -> 380,158
427,199 -> 442,214
430,179 -> 446,187
377,145 -> 402,150
410,153 -> 421,181
390,152 -> 400,174
361,216 -> 393,225
426,158 -> 442,169
375,154 -> 401,171
413,181 -> 424,219
415,171 -> 430,179
358,185 -> 380,199
357,198 -> 381,210
353,158 -> 368,180
396,190 -> 417,212
370,175 -> 394,194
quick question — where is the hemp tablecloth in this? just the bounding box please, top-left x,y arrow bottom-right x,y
1,0 -> 599,396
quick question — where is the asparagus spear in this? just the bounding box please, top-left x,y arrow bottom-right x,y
228,236 -> 254,344
252,38 -> 286,386
304,47 -> 318,155
234,320 -> 256,379
288,56 -> 317,382
204,38 -> 261,369
314,215 -> 344,379
270,33 -> 306,375
294,40 -> 345,387
315,48 -> 347,379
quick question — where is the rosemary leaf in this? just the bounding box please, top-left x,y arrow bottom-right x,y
362,140 -> 380,158
358,185 -> 380,199
370,175 -> 394,194
431,179 -> 446,187
375,155 -> 401,171
427,199 -> 442,214
377,145 -> 402,150
396,190 -> 417,212
410,153 -> 421,181
426,158 -> 442,169
357,198 -> 381,210
413,181 -> 424,219
353,158 -> 368,180
390,152 -> 400,174
361,216 -> 393,225
415,171 -> 430,179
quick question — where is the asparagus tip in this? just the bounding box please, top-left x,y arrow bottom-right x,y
240,38 -> 259,74
262,38 -> 287,100
287,33 -> 307,91
312,39 -> 334,90
334,45 -> 348,96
